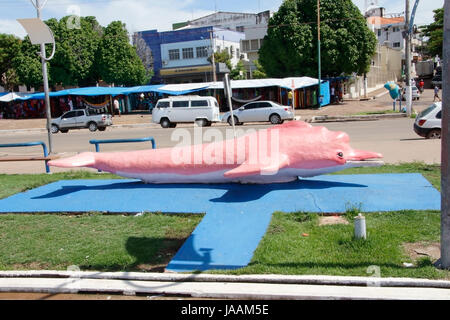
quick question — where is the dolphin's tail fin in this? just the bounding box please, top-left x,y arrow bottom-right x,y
48,152 -> 96,168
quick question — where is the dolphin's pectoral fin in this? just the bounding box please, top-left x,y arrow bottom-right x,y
224,154 -> 290,178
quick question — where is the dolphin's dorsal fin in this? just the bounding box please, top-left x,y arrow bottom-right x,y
224,154 -> 290,178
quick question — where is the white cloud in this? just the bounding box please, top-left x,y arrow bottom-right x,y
45,0 -> 214,34
0,19 -> 27,38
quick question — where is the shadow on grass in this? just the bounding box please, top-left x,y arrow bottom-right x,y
79,236 -> 186,272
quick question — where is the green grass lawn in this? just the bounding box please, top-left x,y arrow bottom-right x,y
0,163 -> 446,278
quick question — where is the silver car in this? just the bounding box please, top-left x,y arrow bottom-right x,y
222,101 -> 294,126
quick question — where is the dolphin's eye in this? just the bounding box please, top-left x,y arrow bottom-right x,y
337,152 -> 344,158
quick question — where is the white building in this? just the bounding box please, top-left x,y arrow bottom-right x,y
173,11 -> 267,32
174,11 -> 273,79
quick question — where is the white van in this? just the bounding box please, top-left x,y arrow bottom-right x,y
152,95 -> 221,128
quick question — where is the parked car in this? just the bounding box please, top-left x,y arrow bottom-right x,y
51,109 -> 112,133
401,86 -> 420,101
221,101 -> 294,126
413,102 -> 442,139
152,95 -> 221,128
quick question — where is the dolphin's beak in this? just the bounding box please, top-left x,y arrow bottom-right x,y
346,149 -> 384,167
347,149 -> 383,161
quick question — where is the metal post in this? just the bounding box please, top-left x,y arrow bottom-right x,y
440,0 -> 450,269
317,0 -> 321,108
35,0 -> 53,154
223,73 -> 236,138
210,30 -> 217,82
405,0 -> 412,117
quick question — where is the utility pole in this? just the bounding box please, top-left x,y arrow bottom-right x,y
405,0 -> 412,117
209,29 -> 217,99
440,0 -> 450,269
317,0 -> 322,108
31,0 -> 53,154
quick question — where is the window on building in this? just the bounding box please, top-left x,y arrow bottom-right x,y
377,29 -> 381,36
242,40 -> 250,52
230,45 -> 235,57
393,27 -> 400,32
250,39 -> 259,51
259,38 -> 264,48
196,46 -> 208,58
168,49 -> 180,60
182,48 -> 194,59
393,42 -> 401,48
236,48 -> 240,59
236,26 -> 245,33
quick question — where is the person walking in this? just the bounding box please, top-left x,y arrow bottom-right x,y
434,85 -> 441,102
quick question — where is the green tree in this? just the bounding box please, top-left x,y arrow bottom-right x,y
421,7 -> 444,58
49,16 -> 103,86
209,49 -> 246,80
252,60 -> 267,79
230,60 -> 246,80
259,0 -> 377,78
12,35 -> 48,89
0,34 -> 21,90
95,21 -> 149,86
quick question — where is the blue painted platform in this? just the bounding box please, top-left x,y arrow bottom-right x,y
0,173 -> 441,272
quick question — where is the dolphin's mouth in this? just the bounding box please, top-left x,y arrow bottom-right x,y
346,160 -> 384,167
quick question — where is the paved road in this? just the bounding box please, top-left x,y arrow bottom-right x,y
0,117 -> 441,174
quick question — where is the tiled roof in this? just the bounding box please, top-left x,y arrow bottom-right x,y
367,16 -> 405,26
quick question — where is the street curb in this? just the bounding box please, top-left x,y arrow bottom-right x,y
311,113 -> 407,123
1,271 -> 450,289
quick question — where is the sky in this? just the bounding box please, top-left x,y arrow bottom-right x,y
0,0 -> 444,38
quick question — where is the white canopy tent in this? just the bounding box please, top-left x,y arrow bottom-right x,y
0,92 -> 33,102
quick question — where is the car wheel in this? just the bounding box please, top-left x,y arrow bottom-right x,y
426,129 -> 441,139
160,118 -> 171,128
195,119 -> 207,127
88,122 -> 98,132
228,116 -> 239,126
51,124 -> 59,134
269,114 -> 282,124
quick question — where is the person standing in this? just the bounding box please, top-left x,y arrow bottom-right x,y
287,90 -> 293,107
330,86 -> 336,104
434,85 -> 441,102
68,98 -> 73,111
113,98 -> 121,116
419,79 -> 425,93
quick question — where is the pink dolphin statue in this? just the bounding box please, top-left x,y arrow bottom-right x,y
48,121 -> 383,184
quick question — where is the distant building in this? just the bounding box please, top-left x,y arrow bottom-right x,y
173,11 -> 267,32
174,11 -> 273,79
134,26 -> 244,84
366,12 -> 406,51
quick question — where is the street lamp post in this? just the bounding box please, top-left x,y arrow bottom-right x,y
18,0 -> 55,154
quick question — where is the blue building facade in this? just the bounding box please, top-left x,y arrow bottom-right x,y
135,26 -> 244,84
